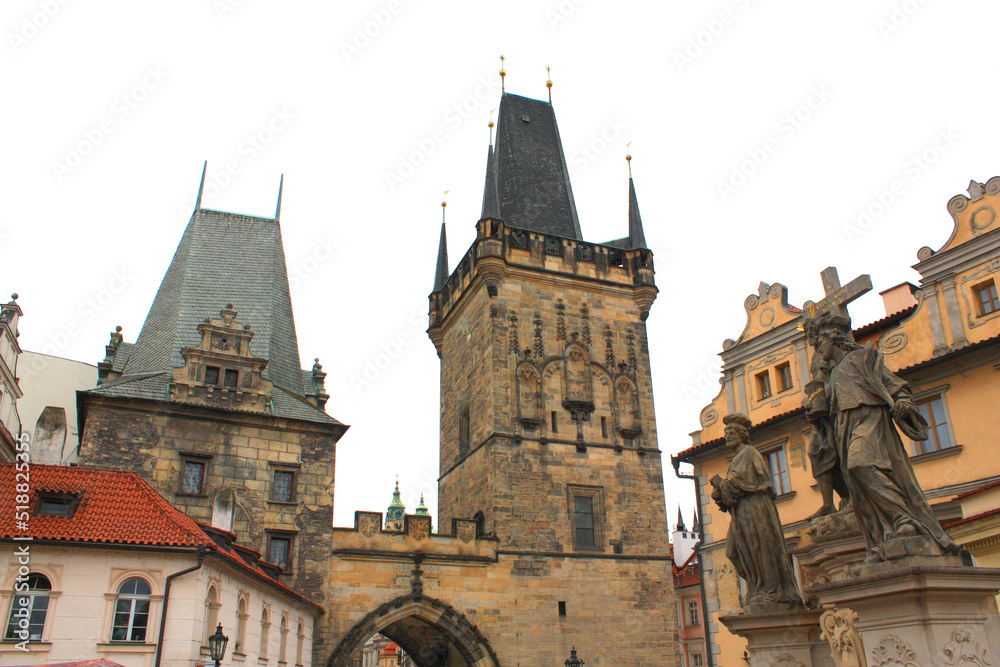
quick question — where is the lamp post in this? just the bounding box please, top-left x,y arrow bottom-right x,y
565,647 -> 585,667
208,623 -> 229,667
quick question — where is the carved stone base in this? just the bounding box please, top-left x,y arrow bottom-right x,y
719,607 -> 835,667
807,564 -> 1000,666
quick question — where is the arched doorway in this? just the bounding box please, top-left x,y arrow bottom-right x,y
326,594 -> 500,667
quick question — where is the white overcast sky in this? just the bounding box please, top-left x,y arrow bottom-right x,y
5,0 -> 1000,529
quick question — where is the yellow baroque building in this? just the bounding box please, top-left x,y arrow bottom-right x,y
674,176 -> 1000,666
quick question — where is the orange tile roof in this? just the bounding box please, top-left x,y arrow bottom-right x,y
0,463 -> 212,547
0,463 -> 322,613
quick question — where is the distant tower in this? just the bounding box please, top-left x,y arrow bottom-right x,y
415,493 -> 430,517
672,506 -> 700,566
386,479 -> 406,531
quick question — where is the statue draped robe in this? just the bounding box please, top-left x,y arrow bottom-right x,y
829,345 -> 956,558
716,445 -> 801,605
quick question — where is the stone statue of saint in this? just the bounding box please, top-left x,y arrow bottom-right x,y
710,413 -> 802,608
815,314 -> 958,563
803,317 -> 850,518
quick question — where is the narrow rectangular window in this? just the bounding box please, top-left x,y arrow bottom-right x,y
975,280 -> 999,315
205,366 -> 220,385
558,601 -> 566,617
766,448 -> 790,495
777,362 -> 793,391
268,536 -> 291,571
182,460 -> 204,494
574,495 -> 595,547
915,395 -> 955,454
551,410 -> 558,433
687,599 -> 700,626
459,407 -> 470,456
601,416 -> 607,437
272,470 -> 295,502
692,654 -> 704,666
756,371 -> 772,399
224,369 -> 239,388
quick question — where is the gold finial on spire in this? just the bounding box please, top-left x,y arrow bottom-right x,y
499,55 -> 506,93
489,108 -> 496,146
442,190 -> 450,223
546,66 -> 553,103
626,142 -> 633,178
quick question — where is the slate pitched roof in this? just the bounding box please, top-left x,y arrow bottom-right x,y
86,208 -> 341,426
490,93 -> 583,239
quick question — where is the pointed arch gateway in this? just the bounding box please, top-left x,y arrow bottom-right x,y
326,594 -> 500,667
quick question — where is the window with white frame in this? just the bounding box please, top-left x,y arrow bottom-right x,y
763,443 -> 791,495
686,599 -> 700,626
111,577 -> 151,642
913,394 -> 956,455
4,573 -> 50,642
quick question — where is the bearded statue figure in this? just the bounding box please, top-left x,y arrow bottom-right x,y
815,314 -> 958,563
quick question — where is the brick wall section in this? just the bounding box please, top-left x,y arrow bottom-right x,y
78,395 -> 344,659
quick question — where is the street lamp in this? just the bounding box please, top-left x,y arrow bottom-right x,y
208,623 -> 229,667
565,647 -> 585,667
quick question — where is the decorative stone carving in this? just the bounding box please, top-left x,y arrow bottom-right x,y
455,520 -> 477,544
533,312 -> 544,359
768,655 -> 805,667
509,313 -> 519,353
814,313 -> 958,563
509,229 -> 528,249
170,305 -> 273,412
709,413 -> 803,610
943,628 -> 992,666
357,512 -> 381,537
870,635 -> 917,667
556,301 -> 567,341
604,325 -> 615,367
820,605 -> 868,667
581,304 -> 591,346
407,515 -> 431,541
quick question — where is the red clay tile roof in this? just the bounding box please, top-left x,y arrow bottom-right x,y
953,479 -> 1000,502
380,642 -> 401,657
0,464 -> 322,613
944,507 -> 1000,529
0,463 -> 213,547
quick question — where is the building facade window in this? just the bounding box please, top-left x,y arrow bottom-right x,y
914,395 -> 955,454
568,486 -> 603,550
179,453 -> 212,495
204,585 -> 220,647
4,573 -> 50,642
267,533 -> 295,573
975,280 -> 999,315
686,599 -> 700,626
235,596 -> 248,654
36,493 -> 80,518
279,615 -> 288,665
764,445 -> 791,495
224,369 -> 239,388
458,407 -> 470,457
776,362 -> 793,392
111,577 -> 151,642
691,653 -> 704,666
295,621 -> 304,666
205,366 -> 220,385
272,470 -> 296,503
756,371 -> 772,399
259,608 -> 270,658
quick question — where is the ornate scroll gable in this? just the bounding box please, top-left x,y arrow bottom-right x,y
938,176 -> 1000,255
733,282 -> 802,346
170,305 -> 273,413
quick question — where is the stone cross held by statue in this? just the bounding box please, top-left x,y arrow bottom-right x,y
803,267 -> 873,319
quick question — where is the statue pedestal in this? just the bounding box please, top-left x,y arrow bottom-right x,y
719,606 -> 834,667
806,563 -> 1000,665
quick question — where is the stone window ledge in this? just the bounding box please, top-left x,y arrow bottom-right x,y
176,491 -> 209,498
267,500 -> 299,507
911,445 -> 963,464
0,641 -> 51,654
775,491 -> 796,504
96,642 -> 157,654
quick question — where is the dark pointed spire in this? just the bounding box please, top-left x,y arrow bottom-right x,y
692,507 -> 700,533
626,153 -> 647,250
676,506 -> 686,532
274,174 -> 284,221
480,144 -> 501,220
195,160 -> 207,210
433,217 -> 449,292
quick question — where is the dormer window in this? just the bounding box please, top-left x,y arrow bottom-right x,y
36,492 -> 81,518
205,366 -> 220,385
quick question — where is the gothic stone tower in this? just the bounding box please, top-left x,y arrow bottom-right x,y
426,92 -> 677,661
77,179 -> 348,658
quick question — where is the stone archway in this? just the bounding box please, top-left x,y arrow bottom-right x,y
325,593 -> 500,667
